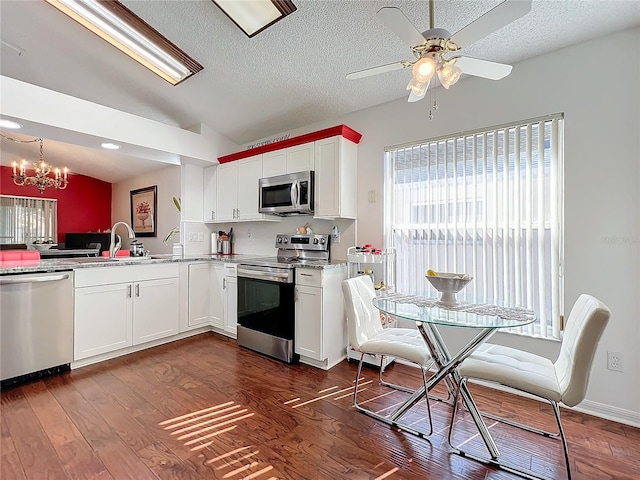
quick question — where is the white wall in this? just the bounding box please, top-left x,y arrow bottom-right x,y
238,28 -> 639,425
111,165 -> 181,254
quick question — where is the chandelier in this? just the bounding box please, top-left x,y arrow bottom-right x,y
3,135 -> 69,194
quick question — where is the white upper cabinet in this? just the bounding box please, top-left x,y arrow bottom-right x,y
209,154 -> 278,223
314,135 -> 357,219
262,142 -> 314,178
203,165 -> 218,222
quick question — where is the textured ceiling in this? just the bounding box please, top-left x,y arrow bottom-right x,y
1,0 -> 639,183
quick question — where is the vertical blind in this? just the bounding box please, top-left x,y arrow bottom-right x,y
0,195 -> 58,244
384,115 -> 564,339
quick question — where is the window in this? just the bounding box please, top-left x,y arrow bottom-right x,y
0,195 -> 58,244
384,115 -> 564,339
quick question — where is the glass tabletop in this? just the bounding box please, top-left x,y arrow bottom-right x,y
372,293 -> 536,329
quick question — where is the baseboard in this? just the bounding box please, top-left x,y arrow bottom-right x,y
572,399 -> 640,428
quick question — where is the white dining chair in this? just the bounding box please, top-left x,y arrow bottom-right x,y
342,275 -> 434,436
448,294 -> 611,480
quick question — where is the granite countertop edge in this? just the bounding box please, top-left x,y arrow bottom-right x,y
0,255 -> 348,275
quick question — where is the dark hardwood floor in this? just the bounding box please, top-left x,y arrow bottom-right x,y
2,333 -> 638,479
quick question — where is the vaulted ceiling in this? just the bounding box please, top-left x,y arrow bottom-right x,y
1,0 -> 639,183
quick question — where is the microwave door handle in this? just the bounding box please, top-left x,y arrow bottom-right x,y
291,181 -> 299,208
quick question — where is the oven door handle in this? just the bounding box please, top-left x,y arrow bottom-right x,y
237,266 -> 294,284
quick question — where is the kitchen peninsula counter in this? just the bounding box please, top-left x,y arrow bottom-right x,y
0,254 -> 348,275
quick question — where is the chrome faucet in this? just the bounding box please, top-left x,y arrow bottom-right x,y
109,221 -> 135,258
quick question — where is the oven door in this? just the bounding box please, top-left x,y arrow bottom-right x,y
237,267 -> 297,363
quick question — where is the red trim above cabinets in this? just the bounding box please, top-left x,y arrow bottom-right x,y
218,124 -> 362,164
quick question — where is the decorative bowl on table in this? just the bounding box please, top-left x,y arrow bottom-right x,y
32,243 -> 58,251
425,272 -> 473,305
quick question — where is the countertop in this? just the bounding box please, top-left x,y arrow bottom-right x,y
0,254 -> 348,275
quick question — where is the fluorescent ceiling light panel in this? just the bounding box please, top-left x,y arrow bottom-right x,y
45,0 -> 203,85
0,119 -> 23,129
101,142 -> 120,150
212,0 -> 296,38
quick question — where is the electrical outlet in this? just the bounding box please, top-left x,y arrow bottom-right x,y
197,232 -> 204,242
607,351 -> 623,372
368,190 -> 376,203
331,225 -> 340,243
188,232 -> 197,242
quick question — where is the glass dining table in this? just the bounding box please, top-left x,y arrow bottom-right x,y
372,293 -> 536,459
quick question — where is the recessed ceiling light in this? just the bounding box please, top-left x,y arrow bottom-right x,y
45,0 -> 203,85
101,142 -> 121,150
0,119 -> 23,129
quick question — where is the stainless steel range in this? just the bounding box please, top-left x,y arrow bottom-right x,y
236,233 -> 330,363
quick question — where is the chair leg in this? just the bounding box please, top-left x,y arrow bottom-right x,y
551,401 -> 572,480
352,352 -> 433,438
352,353 -> 366,410
420,365 -> 433,436
448,379 -> 572,480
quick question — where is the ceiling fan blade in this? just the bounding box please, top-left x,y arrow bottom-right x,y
455,56 -> 512,80
377,7 -> 426,48
450,0 -> 532,48
346,61 -> 409,80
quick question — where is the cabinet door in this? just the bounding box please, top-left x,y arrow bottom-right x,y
294,284 -> 323,360
314,136 -> 340,218
236,155 -> 262,220
210,263 -> 225,328
188,263 -> 211,328
74,283 -> 132,360
287,142 -> 314,173
217,162 -> 238,221
203,166 -> 217,222
133,277 -> 179,345
224,276 -> 238,336
262,150 -> 286,177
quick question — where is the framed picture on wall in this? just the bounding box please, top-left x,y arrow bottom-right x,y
130,185 -> 157,237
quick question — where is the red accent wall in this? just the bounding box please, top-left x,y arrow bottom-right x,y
0,166 -> 112,244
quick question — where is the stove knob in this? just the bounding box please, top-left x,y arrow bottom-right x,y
313,238 -> 319,244
320,238 -> 326,244
283,238 -> 288,243
277,237 -> 283,243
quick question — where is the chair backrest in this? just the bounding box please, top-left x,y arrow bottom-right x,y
342,276 -> 384,351
554,294 -> 611,407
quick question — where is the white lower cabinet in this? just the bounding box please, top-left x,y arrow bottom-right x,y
294,266 -> 347,369
209,263 -> 237,336
74,264 -> 179,361
74,282 -> 132,360
295,283 -> 323,359
188,263 -> 211,328
222,264 -> 238,336
210,263 -> 225,328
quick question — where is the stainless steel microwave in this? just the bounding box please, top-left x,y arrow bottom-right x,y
259,171 -> 314,216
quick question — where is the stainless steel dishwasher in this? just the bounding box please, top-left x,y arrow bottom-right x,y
1,271 -> 74,386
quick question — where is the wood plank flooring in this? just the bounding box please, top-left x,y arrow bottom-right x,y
1,333 -> 638,479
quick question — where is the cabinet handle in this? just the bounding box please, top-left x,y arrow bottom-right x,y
223,278 -> 226,289
300,273 -> 312,277
127,285 -> 132,298
135,284 -> 140,297
211,210 -> 215,220
294,287 -> 297,302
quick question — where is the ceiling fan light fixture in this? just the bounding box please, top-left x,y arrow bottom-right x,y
45,0 -> 203,85
212,0 -> 297,38
406,77 -> 429,99
437,60 -> 462,89
412,54 -> 436,83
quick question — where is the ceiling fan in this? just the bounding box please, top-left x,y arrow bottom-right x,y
347,0 -> 532,108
